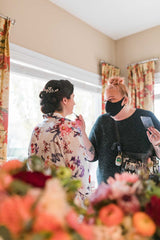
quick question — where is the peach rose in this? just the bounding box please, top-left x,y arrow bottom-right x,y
1,159 -> 23,173
33,212 -> 62,232
99,204 -> 124,227
133,212 -> 156,237
50,230 -> 71,240
0,172 -> 13,191
0,194 -> 35,235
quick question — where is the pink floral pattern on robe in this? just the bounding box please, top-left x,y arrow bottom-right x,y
28,113 -> 91,201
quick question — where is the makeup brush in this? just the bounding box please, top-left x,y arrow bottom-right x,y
73,112 -> 80,119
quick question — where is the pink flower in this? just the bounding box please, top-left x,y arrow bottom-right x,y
89,182 -> 111,205
59,124 -> 72,136
109,180 -> 141,200
107,172 -> 139,185
109,181 -> 130,199
1,159 -> 23,173
71,120 -> 79,128
66,210 -> 94,240
75,119 -> 82,128
117,194 -> 140,214
0,194 -> 35,235
66,209 -> 80,230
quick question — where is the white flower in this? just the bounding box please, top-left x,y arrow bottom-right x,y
37,178 -> 70,226
93,225 -> 124,240
109,181 -> 131,199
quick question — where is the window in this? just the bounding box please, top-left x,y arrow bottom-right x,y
8,44 -> 101,168
154,72 -> 160,120
8,72 -> 101,161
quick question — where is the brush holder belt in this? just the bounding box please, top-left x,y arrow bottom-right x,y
121,152 -> 159,175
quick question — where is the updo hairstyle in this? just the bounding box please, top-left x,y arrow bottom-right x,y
39,79 -> 74,114
107,76 -> 129,97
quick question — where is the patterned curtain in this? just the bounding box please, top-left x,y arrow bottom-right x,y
0,17 -> 11,164
127,61 -> 155,111
101,63 -> 120,113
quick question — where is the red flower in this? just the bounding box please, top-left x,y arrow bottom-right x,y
145,195 -> 160,226
13,171 -> 51,188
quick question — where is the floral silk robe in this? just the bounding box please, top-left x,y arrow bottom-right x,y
28,113 -> 91,203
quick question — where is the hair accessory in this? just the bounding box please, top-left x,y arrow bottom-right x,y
44,87 -> 59,93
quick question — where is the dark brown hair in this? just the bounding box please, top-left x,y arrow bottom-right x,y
39,79 -> 74,114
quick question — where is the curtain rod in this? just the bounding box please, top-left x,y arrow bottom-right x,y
126,57 -> 159,67
100,60 -> 119,69
0,13 -> 16,25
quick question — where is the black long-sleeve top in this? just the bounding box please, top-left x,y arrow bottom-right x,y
89,109 -> 160,184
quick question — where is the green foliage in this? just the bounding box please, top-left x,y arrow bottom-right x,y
8,179 -> 31,195
27,156 -> 45,172
0,226 -> 13,240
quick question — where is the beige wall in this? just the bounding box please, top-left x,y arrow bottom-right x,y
1,0 -> 160,79
1,0 -> 116,75
116,26 -> 160,80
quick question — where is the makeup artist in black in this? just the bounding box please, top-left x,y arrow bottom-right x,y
89,77 -> 160,184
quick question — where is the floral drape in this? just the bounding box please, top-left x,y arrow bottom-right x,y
0,17 -> 11,164
101,63 -> 120,113
127,61 -> 155,111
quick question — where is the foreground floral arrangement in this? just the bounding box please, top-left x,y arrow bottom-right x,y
0,157 -> 92,240
85,172 -> 160,240
0,157 -> 160,240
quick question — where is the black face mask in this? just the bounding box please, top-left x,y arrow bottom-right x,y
105,97 -> 125,116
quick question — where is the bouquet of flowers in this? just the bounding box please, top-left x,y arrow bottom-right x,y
84,172 -> 160,240
0,156 -> 93,240
0,157 -> 160,240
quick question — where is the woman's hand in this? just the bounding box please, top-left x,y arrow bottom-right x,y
147,127 -> 160,147
75,114 -> 86,134
75,114 -> 95,161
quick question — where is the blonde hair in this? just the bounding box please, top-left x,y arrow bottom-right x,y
106,76 -> 129,97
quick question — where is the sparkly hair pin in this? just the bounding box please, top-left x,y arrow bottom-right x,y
44,87 -> 59,93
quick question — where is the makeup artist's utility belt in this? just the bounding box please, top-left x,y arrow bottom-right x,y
117,152 -> 159,175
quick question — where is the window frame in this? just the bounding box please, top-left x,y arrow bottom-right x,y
8,44 -> 102,159
10,43 -> 101,93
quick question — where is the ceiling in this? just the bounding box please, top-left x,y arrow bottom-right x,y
50,0 -> 160,40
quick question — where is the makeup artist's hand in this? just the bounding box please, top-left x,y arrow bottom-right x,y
147,126 -> 160,147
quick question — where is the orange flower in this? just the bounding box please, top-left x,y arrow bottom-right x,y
133,212 -> 156,237
1,159 -> 23,173
50,230 -> 71,240
33,212 -> 62,232
0,172 -> 13,191
0,194 -> 35,235
99,204 -> 124,227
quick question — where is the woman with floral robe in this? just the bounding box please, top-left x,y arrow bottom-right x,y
28,80 -> 95,205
